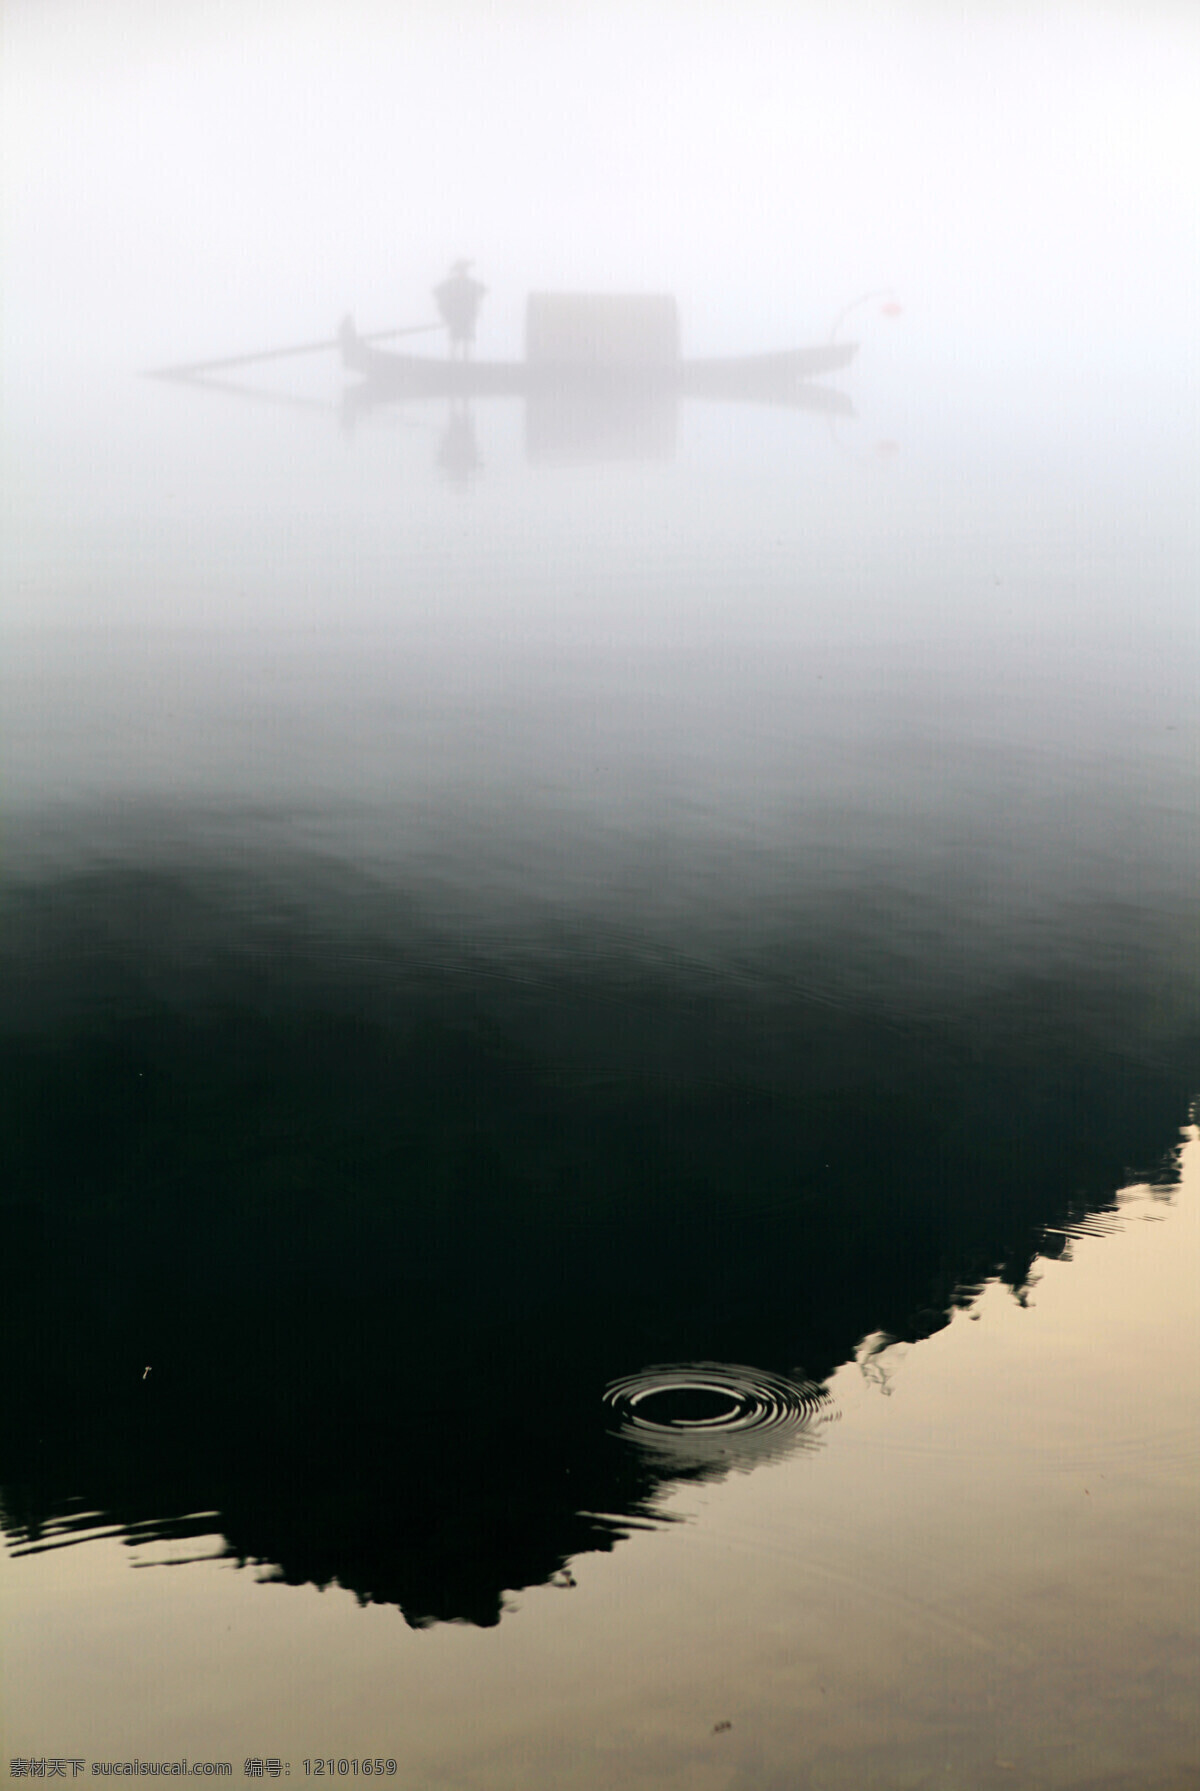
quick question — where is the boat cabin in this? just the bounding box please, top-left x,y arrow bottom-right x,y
525,294 -> 680,367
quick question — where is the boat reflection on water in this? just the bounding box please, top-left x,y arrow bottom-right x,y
150,287 -> 858,475
341,371 -> 850,474
435,400 -> 484,487
1,822 -> 1194,1628
341,295 -> 856,471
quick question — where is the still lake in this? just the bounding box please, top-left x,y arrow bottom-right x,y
2,314 -> 1197,1789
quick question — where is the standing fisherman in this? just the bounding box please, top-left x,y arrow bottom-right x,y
434,260 -> 487,360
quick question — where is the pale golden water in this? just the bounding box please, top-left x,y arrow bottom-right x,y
5,1134 -> 1196,1790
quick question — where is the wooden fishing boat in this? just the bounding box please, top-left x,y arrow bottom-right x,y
338,315 -> 856,400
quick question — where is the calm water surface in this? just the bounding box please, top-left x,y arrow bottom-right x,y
3,294 -> 1198,1789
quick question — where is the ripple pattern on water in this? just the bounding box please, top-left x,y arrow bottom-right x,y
2,1503 -> 225,1560
602,1362 -> 833,1470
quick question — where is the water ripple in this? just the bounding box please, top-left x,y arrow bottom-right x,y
602,1362 -> 833,1470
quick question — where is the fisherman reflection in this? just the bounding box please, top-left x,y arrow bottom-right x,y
434,260 -> 487,360
437,400 -> 482,487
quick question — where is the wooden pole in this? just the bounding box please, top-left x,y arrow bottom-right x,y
147,321 -> 442,379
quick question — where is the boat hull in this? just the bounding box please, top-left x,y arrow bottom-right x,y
339,325 -> 857,399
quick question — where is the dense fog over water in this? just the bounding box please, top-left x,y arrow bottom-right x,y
5,1 -> 1198,384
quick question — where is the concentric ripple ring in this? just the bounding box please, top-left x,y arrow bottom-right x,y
602,1362 -> 832,1468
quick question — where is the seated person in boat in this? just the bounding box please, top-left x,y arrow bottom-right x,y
434,261 -> 487,360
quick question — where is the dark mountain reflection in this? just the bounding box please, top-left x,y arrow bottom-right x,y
2,824 -> 1195,1627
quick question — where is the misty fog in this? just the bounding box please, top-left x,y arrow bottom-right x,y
5,2 -> 1197,381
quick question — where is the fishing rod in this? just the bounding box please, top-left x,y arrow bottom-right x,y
827,290 -> 903,342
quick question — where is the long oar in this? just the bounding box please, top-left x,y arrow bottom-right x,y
146,321 -> 442,379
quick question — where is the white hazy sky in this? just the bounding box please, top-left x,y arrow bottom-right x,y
4,0 -> 1198,378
